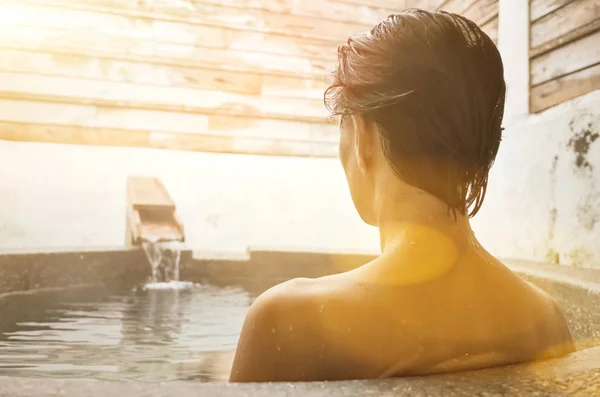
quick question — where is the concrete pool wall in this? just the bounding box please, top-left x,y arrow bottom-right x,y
1,247 -> 599,395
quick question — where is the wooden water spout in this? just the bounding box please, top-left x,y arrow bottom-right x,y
125,176 -> 185,245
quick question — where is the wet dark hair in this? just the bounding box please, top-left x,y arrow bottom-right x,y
325,9 -> 505,217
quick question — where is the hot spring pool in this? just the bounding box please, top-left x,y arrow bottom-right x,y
1,272 -> 600,384
0,249 -> 599,395
0,284 -> 251,382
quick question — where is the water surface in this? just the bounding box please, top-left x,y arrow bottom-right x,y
0,284 -> 251,382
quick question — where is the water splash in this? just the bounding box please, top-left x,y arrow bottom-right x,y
144,280 -> 195,290
141,238 -> 187,289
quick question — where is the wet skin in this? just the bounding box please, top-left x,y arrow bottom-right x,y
229,223 -> 575,382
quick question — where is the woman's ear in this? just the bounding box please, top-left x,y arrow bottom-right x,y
351,115 -> 377,172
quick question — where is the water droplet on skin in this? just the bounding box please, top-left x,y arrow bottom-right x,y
347,327 -> 352,333
428,214 -> 434,220
409,240 -> 416,245
252,323 -> 256,331
465,352 -> 469,356
277,345 -> 281,352
289,324 -> 293,331
319,304 -> 324,313
271,327 -> 276,334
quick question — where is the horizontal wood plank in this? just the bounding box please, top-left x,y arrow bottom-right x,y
403,0 -> 448,10
0,1 -> 342,57
0,25 -> 336,79
462,0 -> 498,26
422,0 -> 499,42
212,0 -> 394,22
9,0 -> 369,43
48,0 -> 392,26
344,0 -> 449,8
481,16 -> 499,44
437,0 -> 478,14
0,71 -> 327,120
0,120 -> 338,157
530,62 -> 600,112
330,0 -> 408,10
0,47 -> 326,99
0,97 -> 338,142
531,29 -> 600,85
530,18 -> 600,58
531,0 -> 600,49
437,0 -> 498,26
530,0 -> 576,22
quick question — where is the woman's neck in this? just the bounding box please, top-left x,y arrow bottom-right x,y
351,167 -> 478,286
375,186 -> 473,255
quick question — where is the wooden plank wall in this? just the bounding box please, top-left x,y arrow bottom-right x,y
0,0 -> 444,157
530,0 -> 600,113
438,0 -> 500,44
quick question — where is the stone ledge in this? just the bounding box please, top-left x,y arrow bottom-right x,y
505,259 -> 600,293
0,247 -> 175,294
0,347 -> 598,397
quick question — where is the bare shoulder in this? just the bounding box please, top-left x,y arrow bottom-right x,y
258,277 -> 321,303
506,281 -> 575,359
229,277 -> 328,382
248,277 -> 327,324
520,279 -> 576,357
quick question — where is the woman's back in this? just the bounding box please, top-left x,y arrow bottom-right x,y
314,251 -> 573,378
230,228 -> 574,382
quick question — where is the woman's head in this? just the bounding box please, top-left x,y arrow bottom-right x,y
326,9 -> 505,226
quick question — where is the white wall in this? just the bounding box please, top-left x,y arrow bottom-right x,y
0,140 -> 380,253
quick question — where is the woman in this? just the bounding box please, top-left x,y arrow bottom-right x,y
230,9 -> 574,382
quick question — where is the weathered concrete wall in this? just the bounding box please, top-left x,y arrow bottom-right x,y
472,90 -> 600,267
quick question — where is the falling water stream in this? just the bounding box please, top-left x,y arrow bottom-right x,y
141,238 -> 193,290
